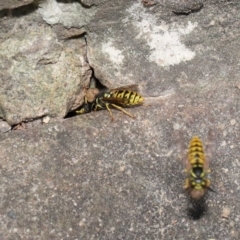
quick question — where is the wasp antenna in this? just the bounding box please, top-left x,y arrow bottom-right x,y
208,186 -> 217,193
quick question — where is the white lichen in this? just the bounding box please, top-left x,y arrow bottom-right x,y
126,2 -> 197,67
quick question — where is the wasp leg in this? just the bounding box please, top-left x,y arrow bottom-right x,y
76,97 -> 91,114
105,103 -> 115,121
184,178 -> 191,190
110,103 -> 136,119
76,109 -> 85,114
205,179 -> 216,193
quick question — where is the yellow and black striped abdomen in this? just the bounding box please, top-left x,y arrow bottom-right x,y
184,136 -> 212,199
108,90 -> 144,106
188,136 -> 205,166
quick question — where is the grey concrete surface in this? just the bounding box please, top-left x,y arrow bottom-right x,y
0,0 -> 240,239
1,81 -> 239,238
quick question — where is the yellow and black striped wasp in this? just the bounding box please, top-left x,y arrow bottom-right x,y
184,136 -> 214,200
75,85 -> 144,120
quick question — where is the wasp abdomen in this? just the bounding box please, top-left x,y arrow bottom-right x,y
109,90 -> 144,106
185,136 -> 212,200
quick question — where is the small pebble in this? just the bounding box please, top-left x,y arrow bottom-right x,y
221,207 -> 231,219
230,119 -> 236,125
43,116 -> 51,123
0,121 -> 11,132
173,122 -> 180,130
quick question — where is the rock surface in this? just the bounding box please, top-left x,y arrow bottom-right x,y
0,0 -> 240,239
0,1 -> 92,125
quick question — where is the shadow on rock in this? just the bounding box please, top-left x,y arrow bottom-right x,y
186,197 -> 208,220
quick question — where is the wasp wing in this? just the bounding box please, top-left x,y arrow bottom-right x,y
109,84 -> 139,92
101,97 -> 128,106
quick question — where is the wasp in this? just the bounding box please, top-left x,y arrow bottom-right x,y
184,136 -> 214,200
75,85 -> 144,120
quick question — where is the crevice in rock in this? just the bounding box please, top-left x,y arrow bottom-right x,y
84,35 -> 90,64
0,3 -> 38,19
65,35 -> 106,119
52,25 -> 87,40
78,0 -> 96,8
64,70 -> 105,119
84,35 -> 105,90
0,9 -> 9,19
11,115 -> 49,131
56,0 -> 80,3
66,31 -> 87,40
56,0 -> 95,8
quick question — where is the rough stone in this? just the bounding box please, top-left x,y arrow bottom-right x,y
0,0 -> 240,239
170,0 -> 203,14
0,120 -> 11,132
0,0 -> 35,11
38,0 -> 98,28
0,16 -> 91,125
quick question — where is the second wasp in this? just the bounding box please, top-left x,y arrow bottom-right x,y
184,136 -> 214,200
